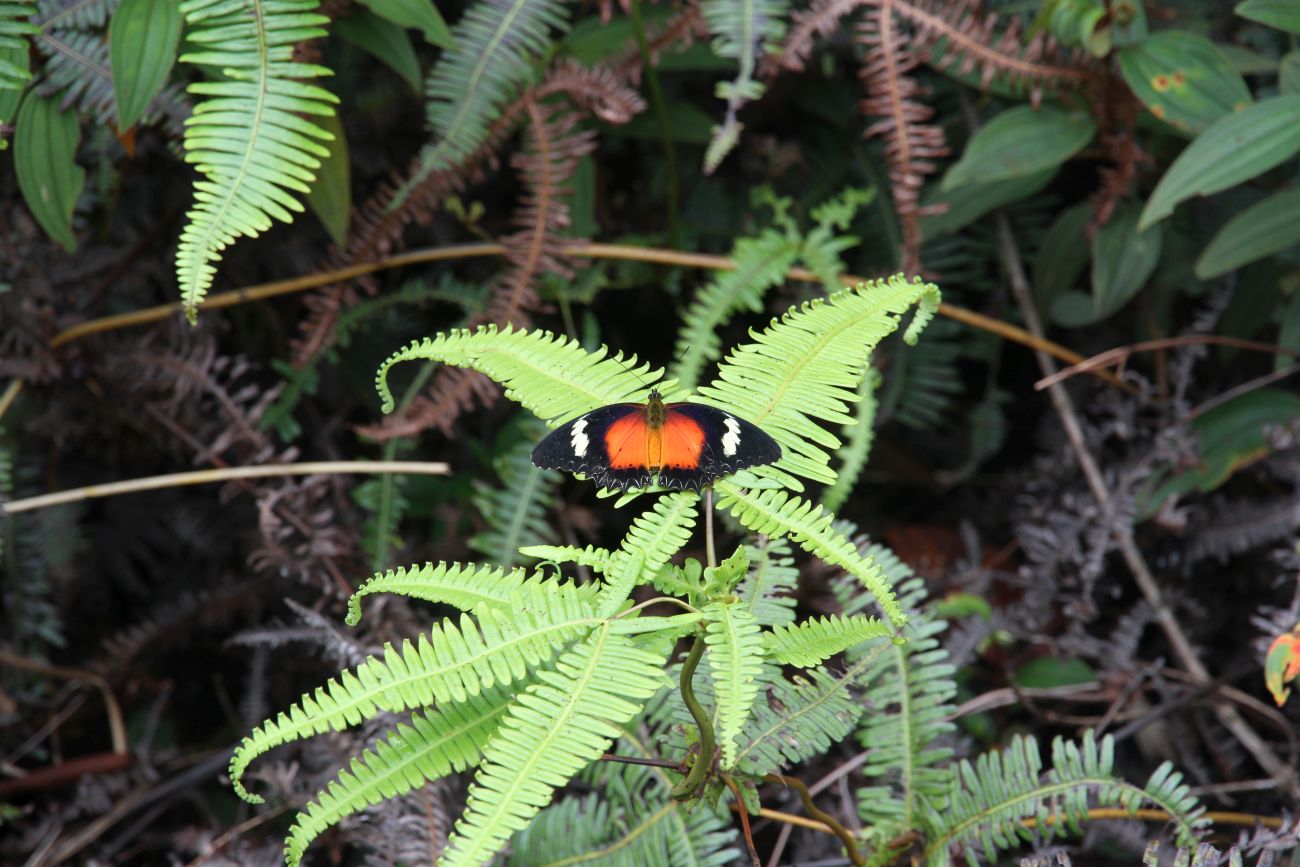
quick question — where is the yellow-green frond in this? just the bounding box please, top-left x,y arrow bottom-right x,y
229,597 -> 599,803
374,325 -> 659,422
286,683 -> 517,866
518,543 -> 619,574
175,0 -> 338,320
764,613 -> 891,668
703,600 -> 764,769
695,275 -> 940,485
346,560 -> 598,625
714,481 -> 907,629
440,625 -> 670,866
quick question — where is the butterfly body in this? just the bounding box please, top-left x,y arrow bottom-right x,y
531,389 -> 781,491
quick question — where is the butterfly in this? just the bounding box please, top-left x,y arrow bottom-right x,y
531,389 -> 782,491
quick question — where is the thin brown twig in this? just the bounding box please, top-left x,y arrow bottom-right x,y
0,461 -> 450,515
994,211 -> 1298,797
1035,335 -> 1300,391
0,650 -> 127,756
724,775 -> 762,867
1188,362 -> 1300,420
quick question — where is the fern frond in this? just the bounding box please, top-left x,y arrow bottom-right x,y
411,0 -> 568,182
822,368 -> 881,514
175,0 -> 338,320
696,275 -> 940,486
880,317 -> 964,430
700,0 -> 788,173
441,624 -> 670,866
519,543 -> 619,574
703,600 -> 765,769
733,667 -> 865,776
285,683 -> 517,867
346,560 -> 598,625
672,224 -> 802,392
2,4 -> 41,90
375,325 -> 657,422
618,490 -> 698,597
797,186 -> 875,290
850,576 -> 957,830
739,538 -> 798,627
925,732 -> 1207,863
715,481 -> 907,629
763,0 -> 863,77
471,430 -> 562,568
230,595 -> 600,803
765,613 -> 891,667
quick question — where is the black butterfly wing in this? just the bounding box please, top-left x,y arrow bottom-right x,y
531,404 -> 647,489
656,404 -> 782,490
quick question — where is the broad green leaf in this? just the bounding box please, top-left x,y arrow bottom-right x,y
1047,0 -> 1107,54
1236,0 -> 1300,33
335,9 -> 423,92
1281,51 -> 1300,96
358,0 -> 453,47
1052,207 -> 1161,326
1218,43 -> 1277,75
1140,388 -> 1300,514
0,46 -> 26,130
1118,32 -> 1251,135
1033,202 -> 1090,311
109,0 -> 181,130
14,93 -> 85,252
920,166 -> 1056,240
942,106 -> 1095,191
1195,188 -> 1300,279
306,111 -> 352,247
1138,95 -> 1300,231
1016,656 -> 1096,689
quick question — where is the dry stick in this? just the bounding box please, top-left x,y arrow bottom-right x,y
0,650 -> 127,757
0,461 -> 450,515
1035,335 -> 1300,391
994,212 -> 1298,798
37,244 -> 1119,392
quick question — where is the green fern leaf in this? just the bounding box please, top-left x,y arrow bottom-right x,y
700,0 -> 787,172
406,0 -> 568,185
285,683 -> 517,866
764,613 -> 891,668
1,4 -> 38,91
375,325 -> 658,421
175,0 -> 338,321
738,538 -> 798,626
822,368 -> 881,514
848,576 -> 957,830
471,429 -> 562,568
618,489 -> 698,592
230,593 -> 599,803
703,600 -> 765,769
672,226 -> 801,392
798,187 -> 876,290
715,481 -> 907,629
695,275 -> 940,486
878,317 -> 966,430
733,668 -> 865,777
925,732 -> 1208,863
519,543 -> 619,574
441,624 -> 669,866
346,560 -> 598,625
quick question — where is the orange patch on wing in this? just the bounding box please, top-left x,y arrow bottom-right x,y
605,414 -> 650,469
661,414 -> 706,469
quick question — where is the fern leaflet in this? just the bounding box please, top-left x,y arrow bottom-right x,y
346,560 -> 597,625
175,0 -> 338,320
441,624 -> 669,866
285,683 -> 517,866
0,3 -> 38,90
230,593 -> 600,803
700,0 -> 788,172
703,600 -> 764,769
519,543 -> 618,574
739,538 -> 798,627
715,481 -> 907,629
764,613 -> 891,668
696,275 -> 940,486
822,368 -> 881,514
733,667 -> 865,777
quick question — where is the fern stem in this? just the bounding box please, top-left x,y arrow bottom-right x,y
763,773 -> 864,866
629,0 -> 680,248
704,487 -> 716,569
723,774 -> 762,867
671,634 -> 715,800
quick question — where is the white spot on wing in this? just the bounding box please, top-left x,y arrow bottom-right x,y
721,416 -> 741,457
571,418 -> 590,457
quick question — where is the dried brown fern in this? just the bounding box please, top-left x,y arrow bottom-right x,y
356,66 -> 643,442
762,0 -> 866,78
857,0 -> 949,273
